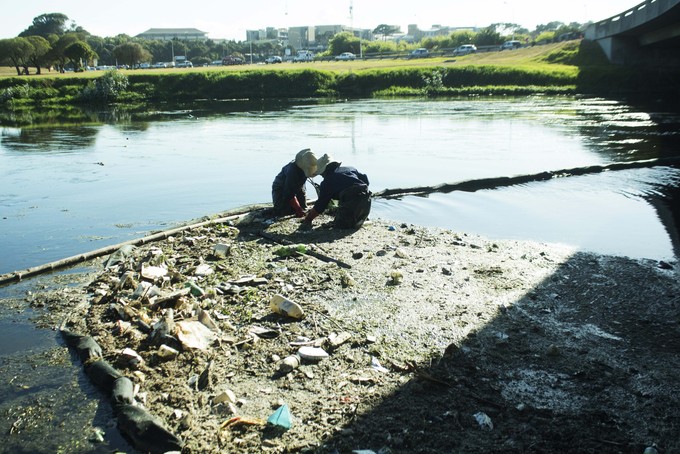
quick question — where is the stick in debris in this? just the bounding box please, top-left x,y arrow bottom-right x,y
258,231 -> 352,269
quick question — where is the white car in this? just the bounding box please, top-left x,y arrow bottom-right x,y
335,52 -> 356,61
409,48 -> 430,58
453,44 -> 477,56
500,40 -> 522,50
265,56 -> 283,64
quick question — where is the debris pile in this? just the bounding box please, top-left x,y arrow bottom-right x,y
54,212 -> 680,454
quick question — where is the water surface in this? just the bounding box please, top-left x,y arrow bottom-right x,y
1,96 -> 679,274
1,96 -> 679,452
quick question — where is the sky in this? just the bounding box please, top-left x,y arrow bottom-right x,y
2,0 -> 641,41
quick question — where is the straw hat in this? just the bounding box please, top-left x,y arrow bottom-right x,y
295,148 -> 317,178
315,153 -> 339,176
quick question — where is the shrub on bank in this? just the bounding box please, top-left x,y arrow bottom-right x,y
80,70 -> 129,103
126,69 -> 336,101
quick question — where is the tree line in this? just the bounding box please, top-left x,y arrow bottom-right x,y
0,13 -> 585,76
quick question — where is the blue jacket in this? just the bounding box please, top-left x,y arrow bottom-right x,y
313,163 -> 369,214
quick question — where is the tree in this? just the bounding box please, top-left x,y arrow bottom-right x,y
373,24 -> 401,41
535,22 -> 565,34
48,33 -> 81,71
19,13 -> 70,38
64,41 -> 96,71
113,42 -> 151,68
449,30 -> 476,48
328,32 -> 361,55
25,36 -> 51,74
0,37 -> 33,75
474,27 -> 503,46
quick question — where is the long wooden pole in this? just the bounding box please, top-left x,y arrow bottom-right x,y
373,156 -> 680,198
0,204 -> 269,286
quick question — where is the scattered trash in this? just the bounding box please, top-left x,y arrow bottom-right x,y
184,280 -> 205,297
220,416 -> 266,429
157,344 -> 179,361
194,263 -> 214,276
473,411 -> 493,430
151,309 -> 175,345
388,225 -> 396,231
389,270 -> 403,285
267,403 -> 292,430
197,308 -> 220,332
141,265 -> 168,280
89,427 -> 105,443
371,356 -> 389,373
273,244 -> 307,257
278,354 -> 301,374
104,244 -> 136,269
270,294 -> 304,319
328,331 -> 352,348
395,248 -> 409,259
214,389 -> 237,405
340,272 -> 356,287
120,348 -> 144,368
297,346 -> 329,362
248,325 -> 281,339
176,320 -> 218,350
212,243 -> 231,258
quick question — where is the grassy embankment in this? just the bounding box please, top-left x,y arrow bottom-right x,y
0,40 -> 670,111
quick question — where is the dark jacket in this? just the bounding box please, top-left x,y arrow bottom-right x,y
272,161 -> 307,215
313,162 -> 369,214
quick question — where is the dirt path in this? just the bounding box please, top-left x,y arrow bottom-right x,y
28,210 -> 680,453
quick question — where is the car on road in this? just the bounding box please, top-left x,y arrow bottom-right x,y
265,56 -> 283,64
293,50 -> 314,62
335,52 -> 356,61
453,44 -> 477,56
500,40 -> 522,50
409,48 -> 430,58
222,56 -> 244,65
176,61 -> 193,68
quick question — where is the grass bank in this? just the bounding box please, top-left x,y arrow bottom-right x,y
1,41 -> 677,110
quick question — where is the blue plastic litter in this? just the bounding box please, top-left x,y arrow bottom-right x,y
267,403 -> 292,430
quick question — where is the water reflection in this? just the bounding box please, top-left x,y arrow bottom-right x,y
1,126 -> 98,152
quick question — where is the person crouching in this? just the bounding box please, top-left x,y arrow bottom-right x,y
272,148 -> 317,217
302,154 -> 371,229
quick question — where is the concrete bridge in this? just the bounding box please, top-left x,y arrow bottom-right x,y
585,0 -> 680,65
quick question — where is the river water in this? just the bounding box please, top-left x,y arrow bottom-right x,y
1,96 -> 679,451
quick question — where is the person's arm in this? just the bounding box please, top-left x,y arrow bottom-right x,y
303,207 -> 319,223
289,196 -> 305,217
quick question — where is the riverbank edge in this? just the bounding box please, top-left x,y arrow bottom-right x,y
2,52 -> 679,113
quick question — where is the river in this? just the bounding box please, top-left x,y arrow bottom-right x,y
0,96 -> 679,451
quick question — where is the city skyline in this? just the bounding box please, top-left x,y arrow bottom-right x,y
2,0 -> 640,41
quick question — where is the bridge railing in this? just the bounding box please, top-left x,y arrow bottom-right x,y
586,0 -> 680,39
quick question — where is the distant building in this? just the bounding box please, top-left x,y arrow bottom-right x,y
288,26 -> 315,49
136,28 -> 209,41
407,24 -> 477,41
